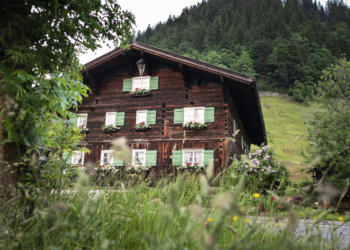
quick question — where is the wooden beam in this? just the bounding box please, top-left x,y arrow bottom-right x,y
179,63 -> 189,88
85,71 -> 99,95
122,52 -> 135,77
140,50 -> 152,76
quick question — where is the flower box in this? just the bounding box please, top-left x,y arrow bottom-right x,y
134,127 -> 151,131
130,88 -> 150,97
101,125 -> 120,133
183,122 -> 207,130
131,93 -> 150,97
79,126 -> 90,134
184,127 -> 206,130
132,122 -> 151,131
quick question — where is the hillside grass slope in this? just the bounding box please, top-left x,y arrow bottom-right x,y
252,96 -> 322,182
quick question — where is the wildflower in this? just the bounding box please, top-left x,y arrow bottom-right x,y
314,217 -> 316,221
253,193 -> 260,199
337,213 -> 339,215
278,210 -> 280,212
246,219 -> 251,224
338,217 -> 344,222
249,198 -> 251,200
276,205 -> 280,209
204,222 -> 207,225
245,165 -> 248,168
272,170 -> 276,173
268,166 -> 272,169
271,197 -> 274,201
264,155 -> 270,161
258,204 -> 262,210
18,239 -> 21,242
207,218 -> 213,223
139,178 -> 141,180
250,168 -> 253,172
285,212 -> 287,214
145,179 -> 147,181
313,209 -> 315,211
135,174 -> 137,177
233,216 -> 238,221
262,169 -> 265,172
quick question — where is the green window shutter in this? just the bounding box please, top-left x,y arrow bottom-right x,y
123,78 -> 132,92
113,152 -> 124,167
147,110 -> 156,125
203,150 -> 214,165
62,152 -> 72,165
204,107 -> 215,123
174,109 -> 184,124
172,150 -> 183,166
115,112 -> 125,126
69,115 -> 78,127
150,76 -> 159,90
145,150 -> 157,166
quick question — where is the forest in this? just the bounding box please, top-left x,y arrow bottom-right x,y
136,0 -> 350,100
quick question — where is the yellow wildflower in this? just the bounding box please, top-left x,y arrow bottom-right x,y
18,239 -> 21,242
313,209 -> 315,211
249,198 -> 251,200
337,213 -> 339,215
314,217 -> 316,221
204,222 -> 207,225
145,179 -> 147,181
139,178 -> 141,180
246,219 -> 251,224
233,216 -> 238,221
135,174 -> 137,177
279,223 -> 283,227
253,193 -> 260,198
278,210 -> 280,212
207,218 -> 213,223
338,217 -> 344,222
285,212 -> 287,214
107,196 -> 109,199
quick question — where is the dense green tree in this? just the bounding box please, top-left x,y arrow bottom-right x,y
308,58 -> 350,187
0,0 -> 134,194
136,0 -> 350,94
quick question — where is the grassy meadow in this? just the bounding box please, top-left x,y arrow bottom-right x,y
1,169 -> 348,250
252,96 -> 322,182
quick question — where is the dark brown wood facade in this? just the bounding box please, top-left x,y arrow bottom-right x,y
75,42 -> 267,175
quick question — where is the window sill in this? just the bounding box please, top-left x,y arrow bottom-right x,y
103,128 -> 120,133
130,93 -> 151,97
133,127 -> 151,131
183,126 -> 207,130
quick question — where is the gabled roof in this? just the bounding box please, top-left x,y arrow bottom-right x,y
80,41 -> 267,145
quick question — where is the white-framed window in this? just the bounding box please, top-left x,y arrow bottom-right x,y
77,114 -> 88,128
183,107 -> 204,124
72,151 -> 84,165
136,110 -> 147,124
132,76 -> 150,90
183,149 -> 204,165
105,112 -> 116,126
100,150 -> 113,165
132,149 -> 146,166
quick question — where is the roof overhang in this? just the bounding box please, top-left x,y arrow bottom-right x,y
80,41 -> 267,145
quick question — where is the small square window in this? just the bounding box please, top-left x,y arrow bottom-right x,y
132,149 -> 146,166
105,112 -> 116,126
183,149 -> 203,165
77,114 -> 88,128
132,76 -> 150,91
183,107 -> 204,124
136,110 -> 147,124
72,151 -> 84,165
101,150 -> 113,165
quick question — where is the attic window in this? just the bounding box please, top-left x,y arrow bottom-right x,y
132,76 -> 150,91
136,58 -> 146,76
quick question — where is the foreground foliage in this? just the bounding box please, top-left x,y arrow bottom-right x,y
0,160 -> 348,249
307,57 -> 350,187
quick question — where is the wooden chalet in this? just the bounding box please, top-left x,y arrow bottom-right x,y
67,41 -> 267,177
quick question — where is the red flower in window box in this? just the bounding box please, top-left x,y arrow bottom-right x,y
186,163 -> 191,166
189,122 -> 192,124
135,88 -> 139,90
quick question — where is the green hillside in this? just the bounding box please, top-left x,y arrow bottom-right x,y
252,96 -> 322,182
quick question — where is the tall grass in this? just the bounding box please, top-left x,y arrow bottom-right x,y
0,164 -> 347,250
